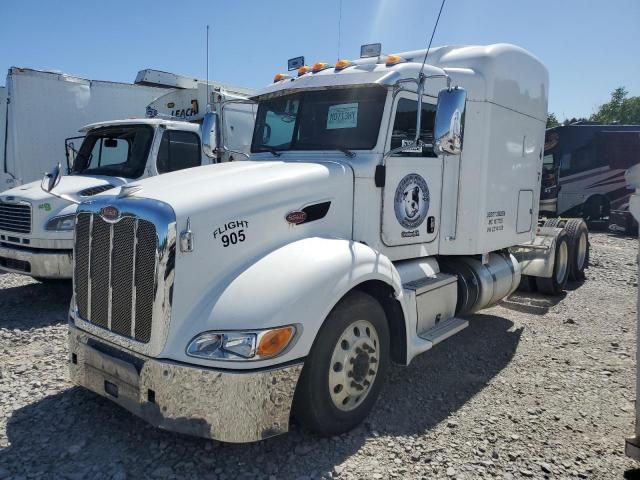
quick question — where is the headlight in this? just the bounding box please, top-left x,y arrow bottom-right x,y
186,326 -> 296,361
45,214 -> 76,231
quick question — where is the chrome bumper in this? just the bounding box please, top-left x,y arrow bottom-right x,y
0,244 -> 73,278
68,326 -> 303,443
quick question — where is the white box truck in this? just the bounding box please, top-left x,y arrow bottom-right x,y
0,67 -> 168,192
65,44 -> 584,443
0,83 -> 256,280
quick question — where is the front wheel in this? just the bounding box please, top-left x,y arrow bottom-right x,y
293,290 -> 389,435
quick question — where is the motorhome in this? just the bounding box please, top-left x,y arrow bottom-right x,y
540,124 -> 640,232
65,43 -> 587,443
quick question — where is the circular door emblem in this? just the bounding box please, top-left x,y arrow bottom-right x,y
394,174 -> 430,229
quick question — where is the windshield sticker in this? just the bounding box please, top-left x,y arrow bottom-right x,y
327,103 -> 358,130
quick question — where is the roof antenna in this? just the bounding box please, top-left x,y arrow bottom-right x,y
206,24 -> 211,110
418,0 -> 446,80
337,0 -> 343,60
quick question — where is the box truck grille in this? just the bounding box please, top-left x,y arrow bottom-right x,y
0,201 -> 31,234
74,213 -> 157,343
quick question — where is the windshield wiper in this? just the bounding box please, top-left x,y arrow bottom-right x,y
254,146 -> 281,157
336,146 -> 356,158
295,143 -> 356,158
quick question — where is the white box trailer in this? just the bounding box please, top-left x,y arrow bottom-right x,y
0,86 -> 6,176
0,67 -> 168,192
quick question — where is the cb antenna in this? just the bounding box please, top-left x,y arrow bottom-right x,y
337,0 -> 343,60
206,24 -> 211,109
418,0 -> 446,80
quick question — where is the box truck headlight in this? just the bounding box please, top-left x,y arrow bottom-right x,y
186,326 -> 295,361
45,214 -> 76,231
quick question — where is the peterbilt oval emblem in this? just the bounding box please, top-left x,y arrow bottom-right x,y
101,205 -> 120,221
286,211 -> 307,225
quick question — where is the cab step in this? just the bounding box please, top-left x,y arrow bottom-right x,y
418,317 -> 468,345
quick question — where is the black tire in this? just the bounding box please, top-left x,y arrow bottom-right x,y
564,218 -> 589,281
543,218 -> 565,228
627,216 -> 639,237
535,231 -> 570,296
293,290 -> 390,435
583,196 -> 609,221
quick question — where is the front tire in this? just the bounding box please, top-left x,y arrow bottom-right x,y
293,290 -> 389,435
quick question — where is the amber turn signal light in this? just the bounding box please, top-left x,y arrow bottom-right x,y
257,326 -> 295,357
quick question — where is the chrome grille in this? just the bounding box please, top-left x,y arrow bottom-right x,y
74,212 -> 158,343
0,201 -> 31,234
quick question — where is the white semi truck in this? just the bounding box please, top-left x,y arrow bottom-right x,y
64,43 -> 584,443
0,87 -> 255,280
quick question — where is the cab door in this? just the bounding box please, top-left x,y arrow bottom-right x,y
381,93 -> 443,246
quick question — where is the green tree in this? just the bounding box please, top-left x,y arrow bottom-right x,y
590,87 -> 640,124
546,113 -> 560,128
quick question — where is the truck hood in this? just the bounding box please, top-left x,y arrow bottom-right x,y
0,175 -> 127,237
85,160 -> 355,357
106,160 -> 350,219
2,175 -> 126,204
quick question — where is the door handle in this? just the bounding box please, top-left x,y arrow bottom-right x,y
427,216 -> 436,234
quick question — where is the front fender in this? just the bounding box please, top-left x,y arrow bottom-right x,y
164,237 -> 403,369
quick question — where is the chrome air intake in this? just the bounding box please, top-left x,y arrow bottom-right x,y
73,197 -> 176,346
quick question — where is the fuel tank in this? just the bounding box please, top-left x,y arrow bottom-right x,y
440,253 -> 521,316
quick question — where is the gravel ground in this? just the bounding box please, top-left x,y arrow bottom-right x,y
0,231 -> 638,480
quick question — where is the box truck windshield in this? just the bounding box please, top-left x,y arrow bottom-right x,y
72,125 -> 154,178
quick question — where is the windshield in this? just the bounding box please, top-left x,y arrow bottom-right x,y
72,125 -> 154,178
251,87 -> 387,154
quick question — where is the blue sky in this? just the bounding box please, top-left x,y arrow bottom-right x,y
2,0 -> 639,120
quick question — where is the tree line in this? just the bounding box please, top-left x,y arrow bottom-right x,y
547,87 -> 640,128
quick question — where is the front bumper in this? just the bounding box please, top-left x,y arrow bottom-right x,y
0,244 -> 73,278
68,326 -> 303,443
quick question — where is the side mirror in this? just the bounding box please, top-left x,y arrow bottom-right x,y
42,163 -> 62,193
434,87 -> 466,156
201,111 -> 220,158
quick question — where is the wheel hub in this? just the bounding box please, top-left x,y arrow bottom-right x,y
352,351 -> 370,382
329,319 -> 380,412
